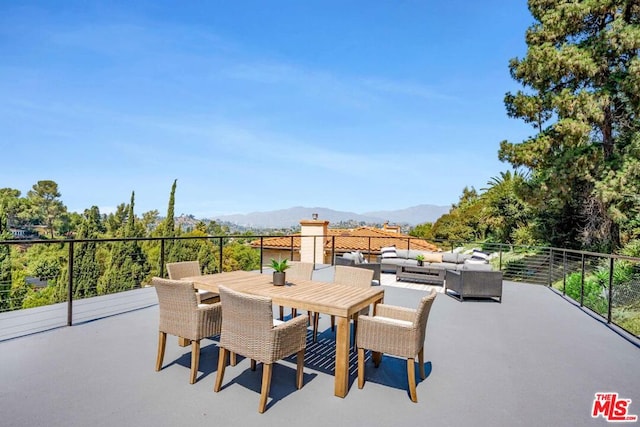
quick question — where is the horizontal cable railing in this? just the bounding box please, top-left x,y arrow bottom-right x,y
0,235 -> 638,340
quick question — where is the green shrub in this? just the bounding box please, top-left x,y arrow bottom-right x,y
612,307 -> 640,336
560,272 -> 608,315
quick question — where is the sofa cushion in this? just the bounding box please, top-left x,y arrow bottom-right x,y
407,250 -> 424,259
396,249 -> 410,259
441,252 -> 459,263
433,262 -> 458,270
463,263 -> 493,271
381,246 -> 397,258
382,258 -> 407,267
465,258 -> 488,265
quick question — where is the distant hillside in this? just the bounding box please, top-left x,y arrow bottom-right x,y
214,205 -> 449,228
364,204 -> 450,225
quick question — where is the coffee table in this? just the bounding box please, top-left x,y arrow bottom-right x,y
396,265 -> 446,285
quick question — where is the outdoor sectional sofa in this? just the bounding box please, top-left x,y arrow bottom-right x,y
376,249 -> 486,273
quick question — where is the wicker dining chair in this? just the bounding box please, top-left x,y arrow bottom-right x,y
281,261 -> 315,320
356,290 -> 437,402
153,277 -> 222,384
214,285 -> 307,413
166,261 -> 219,303
321,265 -> 375,343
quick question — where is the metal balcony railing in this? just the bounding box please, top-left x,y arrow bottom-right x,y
1,235 -> 638,340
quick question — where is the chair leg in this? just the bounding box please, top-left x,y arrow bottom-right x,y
296,350 -> 304,389
292,308 -> 298,317
214,347 -> 228,392
259,363 -> 273,413
357,348 -> 365,389
313,312 -> 319,342
231,352 -> 237,366
156,332 -> 166,371
407,358 -> 417,402
418,348 -> 426,380
190,340 -> 200,384
331,315 -> 335,331
372,351 -> 382,367
279,305 -> 284,320
352,314 -> 359,347
251,359 -> 257,371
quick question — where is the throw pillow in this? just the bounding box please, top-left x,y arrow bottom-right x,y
343,252 -> 356,261
422,252 -> 443,263
380,246 -> 397,258
471,250 -> 490,262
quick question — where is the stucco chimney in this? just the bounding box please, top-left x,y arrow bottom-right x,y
300,217 -> 328,264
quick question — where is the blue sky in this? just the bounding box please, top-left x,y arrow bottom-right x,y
1,1 -> 535,218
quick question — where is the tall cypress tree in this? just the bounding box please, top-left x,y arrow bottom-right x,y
72,206 -> 103,298
163,179 -> 183,264
99,192 -> 150,294
166,179 -> 176,238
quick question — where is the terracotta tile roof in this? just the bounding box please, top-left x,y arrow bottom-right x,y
251,227 -> 438,253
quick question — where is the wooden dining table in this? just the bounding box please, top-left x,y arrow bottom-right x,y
181,270 -> 385,398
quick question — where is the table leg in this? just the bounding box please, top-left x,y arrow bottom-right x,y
334,316 -> 350,398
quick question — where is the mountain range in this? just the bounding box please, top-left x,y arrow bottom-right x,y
213,204 -> 450,228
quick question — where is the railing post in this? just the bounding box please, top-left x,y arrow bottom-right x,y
562,250 -> 567,296
159,238 -> 165,278
313,236 -> 317,265
607,257 -> 614,323
67,241 -> 74,326
580,253 -> 585,307
499,245 -> 503,271
367,237 -> 371,261
331,236 -> 336,265
548,248 -> 554,286
218,237 -> 223,273
260,237 -> 264,273
290,236 -> 294,261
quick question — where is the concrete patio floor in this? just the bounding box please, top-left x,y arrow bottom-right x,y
1,270 -> 638,427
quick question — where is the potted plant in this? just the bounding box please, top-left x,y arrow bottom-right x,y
270,258 -> 290,286
416,254 -> 425,267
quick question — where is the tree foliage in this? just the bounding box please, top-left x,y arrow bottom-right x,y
71,206 -> 104,298
27,180 -> 66,239
99,192 -> 149,295
499,0 -> 640,251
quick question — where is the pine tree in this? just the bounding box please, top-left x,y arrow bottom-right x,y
500,1 -> 640,250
